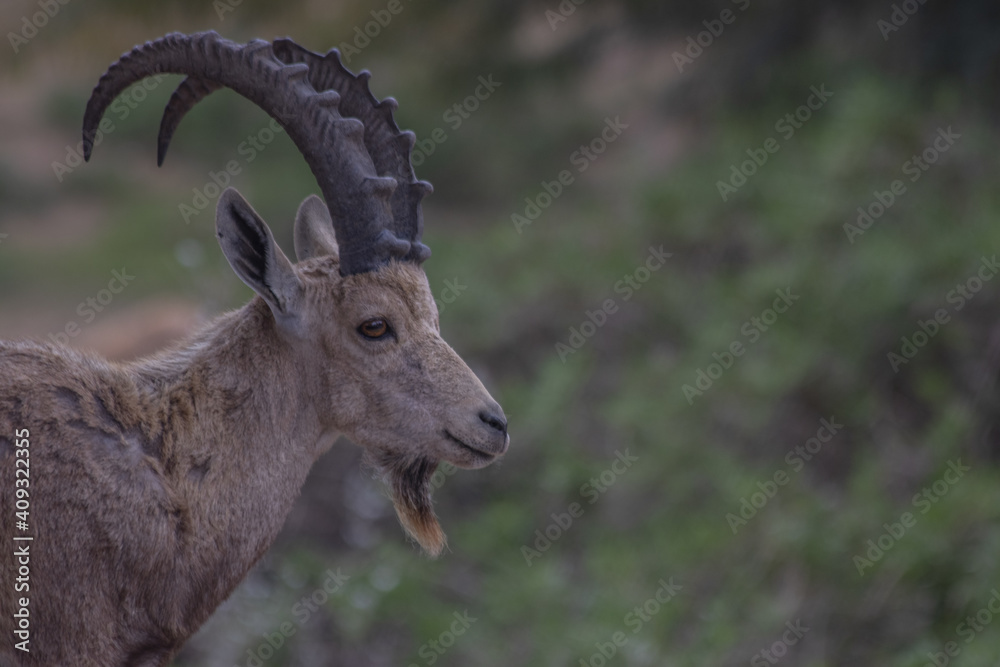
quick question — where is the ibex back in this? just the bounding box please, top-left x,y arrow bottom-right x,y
0,32 -> 508,666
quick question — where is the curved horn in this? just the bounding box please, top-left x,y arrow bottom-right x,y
154,38 -> 432,264
83,31 -> 411,275
156,76 -> 221,167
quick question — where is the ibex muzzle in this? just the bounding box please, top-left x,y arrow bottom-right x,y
0,31 -> 506,666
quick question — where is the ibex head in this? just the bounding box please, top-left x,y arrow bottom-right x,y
83,32 -> 508,556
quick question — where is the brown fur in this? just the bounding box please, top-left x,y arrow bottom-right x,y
0,192 -> 507,665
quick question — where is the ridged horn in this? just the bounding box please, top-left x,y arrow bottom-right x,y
83,31 -> 417,275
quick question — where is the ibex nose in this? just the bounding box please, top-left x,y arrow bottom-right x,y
479,409 -> 508,436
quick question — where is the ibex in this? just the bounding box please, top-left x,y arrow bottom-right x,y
0,31 -> 508,666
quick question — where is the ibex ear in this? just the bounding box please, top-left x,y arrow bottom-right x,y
216,188 -> 303,319
293,194 -> 340,262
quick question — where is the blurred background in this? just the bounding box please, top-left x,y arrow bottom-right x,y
3,0 -> 1000,664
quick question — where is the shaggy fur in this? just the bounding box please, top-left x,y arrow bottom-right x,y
0,193 -> 507,666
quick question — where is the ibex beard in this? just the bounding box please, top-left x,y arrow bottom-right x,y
373,452 -> 446,555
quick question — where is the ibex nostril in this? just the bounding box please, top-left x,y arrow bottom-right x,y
480,411 -> 508,435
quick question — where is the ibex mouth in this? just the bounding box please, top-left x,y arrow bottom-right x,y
443,430 -> 499,463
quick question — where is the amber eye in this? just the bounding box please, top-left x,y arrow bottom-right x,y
358,318 -> 390,339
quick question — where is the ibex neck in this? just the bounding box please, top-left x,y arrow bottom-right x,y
127,297 -> 335,641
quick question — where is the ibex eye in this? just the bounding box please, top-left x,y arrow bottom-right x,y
359,318 -> 390,339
